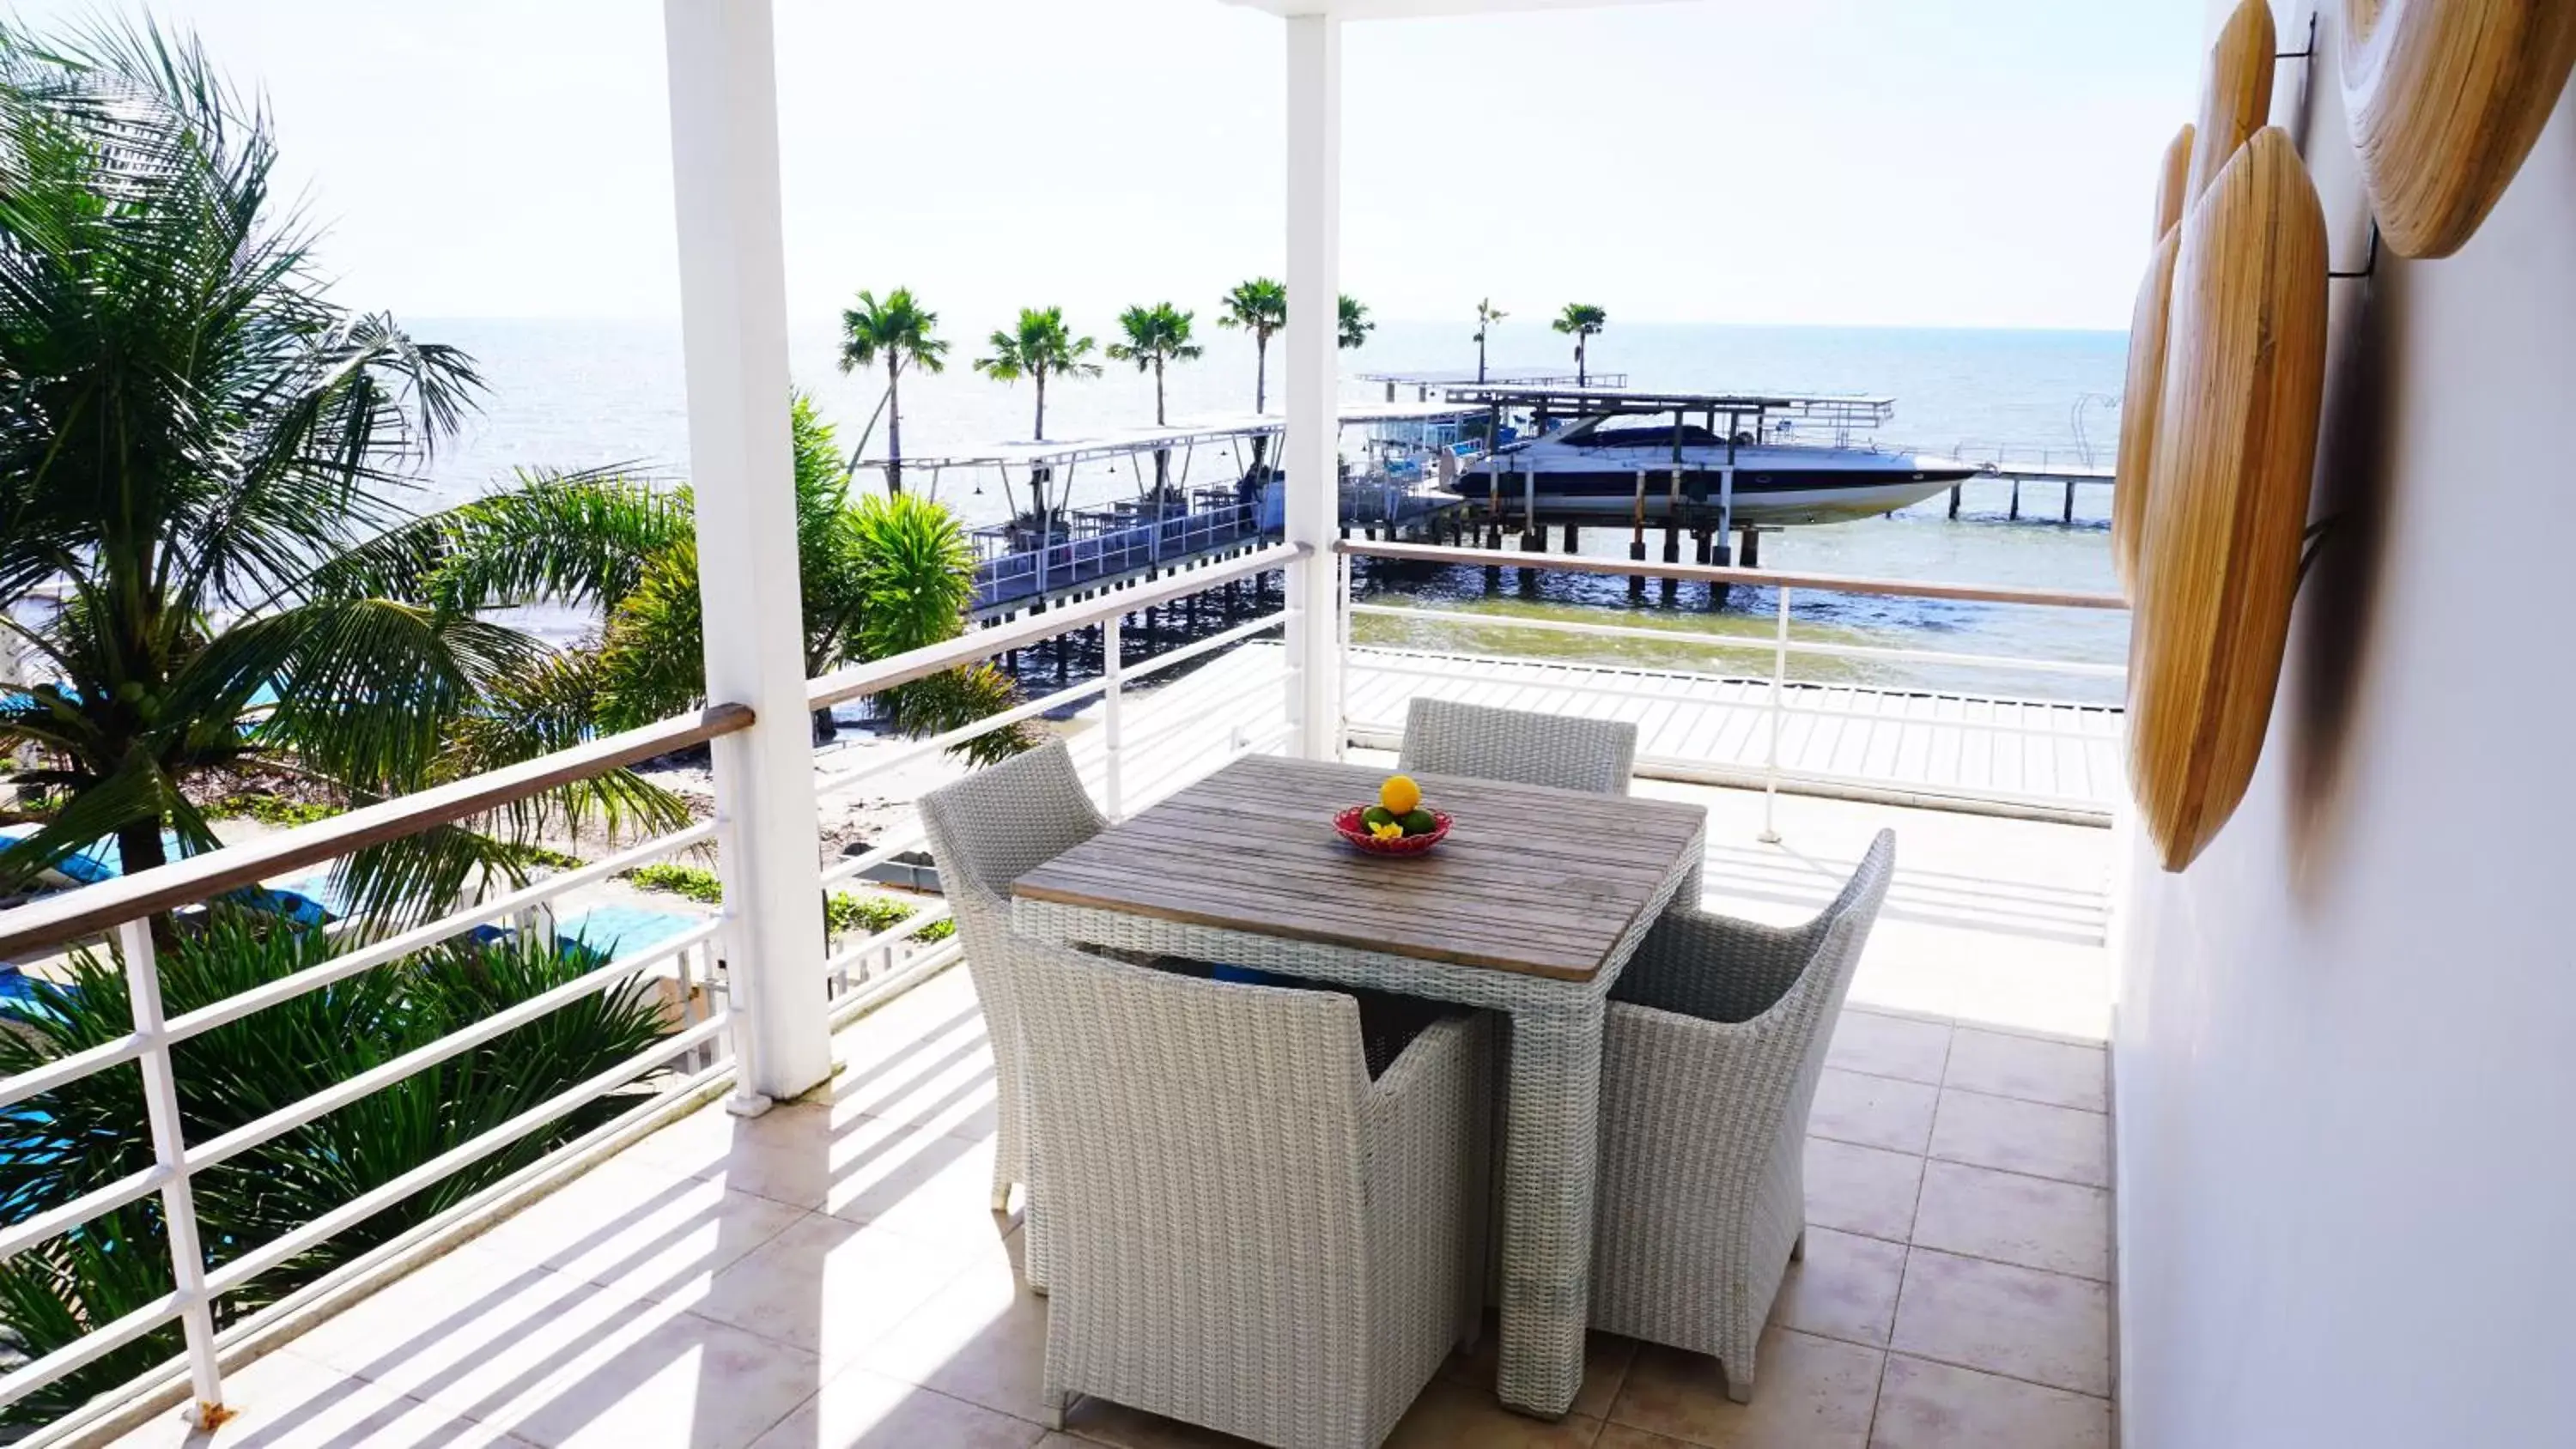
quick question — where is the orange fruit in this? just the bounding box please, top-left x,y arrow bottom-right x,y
1379,774 -> 1422,815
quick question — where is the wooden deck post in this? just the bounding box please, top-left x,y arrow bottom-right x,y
1283,10 -> 1344,759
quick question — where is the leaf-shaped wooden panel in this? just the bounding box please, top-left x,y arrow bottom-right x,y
2185,0 -> 2277,202
2154,123 -> 2196,242
2129,128 -> 2329,872
2343,0 -> 2576,258
2114,227 -> 2182,599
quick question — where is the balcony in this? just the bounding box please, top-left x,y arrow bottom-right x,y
94,773 -> 2115,1449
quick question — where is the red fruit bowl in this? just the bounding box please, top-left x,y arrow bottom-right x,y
1334,805 -> 1452,856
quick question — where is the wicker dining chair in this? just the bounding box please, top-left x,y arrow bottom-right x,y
1588,830 -> 1896,1403
1012,931 -> 1491,1449
915,738 -> 1106,1283
1394,698 -> 1637,796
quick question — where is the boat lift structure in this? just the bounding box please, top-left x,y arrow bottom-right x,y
865,402 -> 1488,620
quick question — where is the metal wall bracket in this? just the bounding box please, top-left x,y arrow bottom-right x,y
2330,222 -> 2382,281
2277,11 -> 2318,61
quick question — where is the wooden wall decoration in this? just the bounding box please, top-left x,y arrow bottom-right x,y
2154,122 -> 2196,242
2129,128 -> 2330,872
2185,1 -> 2278,203
2342,0 -> 2576,258
2113,227 -> 2182,598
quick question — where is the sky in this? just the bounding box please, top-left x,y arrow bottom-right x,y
12,0 -> 2205,332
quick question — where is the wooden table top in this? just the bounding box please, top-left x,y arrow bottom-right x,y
1011,755 -> 1707,981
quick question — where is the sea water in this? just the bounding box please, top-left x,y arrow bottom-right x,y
416,317 -> 2130,704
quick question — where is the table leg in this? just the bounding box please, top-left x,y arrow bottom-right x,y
1494,1002 -> 1606,1419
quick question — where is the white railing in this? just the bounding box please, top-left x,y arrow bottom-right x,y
807,543 -> 1303,998
1335,539 -> 2129,828
0,706 -> 754,1439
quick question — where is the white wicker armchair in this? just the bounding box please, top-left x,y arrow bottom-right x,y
1588,830 -> 1896,1403
1395,698 -> 1637,795
915,740 -> 1104,1263
1011,932 -> 1491,1449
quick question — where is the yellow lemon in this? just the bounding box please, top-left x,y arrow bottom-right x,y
1379,774 -> 1423,815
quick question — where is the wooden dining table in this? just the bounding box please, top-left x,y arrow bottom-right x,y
1009,755 -> 1707,1420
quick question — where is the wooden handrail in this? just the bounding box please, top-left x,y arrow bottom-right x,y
0,703 -> 754,961
1334,538 -> 2130,611
808,541 -> 1308,711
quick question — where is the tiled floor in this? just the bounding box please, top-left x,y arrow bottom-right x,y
104,789 -> 2117,1449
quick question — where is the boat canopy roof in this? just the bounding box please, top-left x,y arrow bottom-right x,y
1442,384 -> 1896,429
1355,367 -> 1625,388
870,400 -> 1486,473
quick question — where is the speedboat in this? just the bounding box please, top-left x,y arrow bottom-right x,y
1458,415 -> 1980,526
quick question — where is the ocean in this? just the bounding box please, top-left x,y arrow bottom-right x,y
417,318 -> 2132,705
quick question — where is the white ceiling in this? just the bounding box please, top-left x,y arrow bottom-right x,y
1215,0 -> 1688,21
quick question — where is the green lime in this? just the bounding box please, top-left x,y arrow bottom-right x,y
1399,809 -> 1437,835
1360,805 -> 1396,828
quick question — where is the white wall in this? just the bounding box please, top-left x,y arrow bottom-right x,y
2114,4 -> 2576,1446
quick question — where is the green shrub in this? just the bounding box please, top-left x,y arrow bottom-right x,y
628,862 -> 724,904
202,792 -> 338,828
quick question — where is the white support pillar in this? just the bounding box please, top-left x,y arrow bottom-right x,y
1284,12 -> 1345,760
661,0 -> 831,1106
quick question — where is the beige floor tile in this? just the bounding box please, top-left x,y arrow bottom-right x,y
1909,1161 -> 2108,1281
1807,1070 -> 1939,1155
853,1232 -> 1052,1423
1440,1313 -> 1634,1422
1927,1090 -> 2106,1189
1869,1355 -> 2111,1449
111,1349 -> 538,1449
690,1211 -> 976,1372
1888,1249 -> 2109,1397
1383,1375 -> 1606,1447
1802,1137 -> 1924,1244
472,1155 -> 806,1303
1771,1228 -> 1907,1348
823,1115 -> 1020,1251
1825,1012 -> 1951,1087
1940,1028 -> 2105,1113
1595,1427 -> 1699,1449
1056,1395 -> 1266,1447
1608,1330 -> 1880,1447
294,1244 -> 820,1448
472,1307 -> 827,1449
623,1099 -> 844,1210
828,1008 -> 1001,1143
746,1363 -> 1046,1449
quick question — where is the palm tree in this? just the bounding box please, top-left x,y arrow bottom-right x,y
1553,303 -> 1608,385
1338,294 -> 1375,351
1473,298 -> 1508,383
1217,278 -> 1287,470
1107,303 -> 1203,494
0,19 -> 669,913
975,306 -> 1103,523
1218,278 -> 1289,412
393,396 -> 1026,755
836,288 -> 948,496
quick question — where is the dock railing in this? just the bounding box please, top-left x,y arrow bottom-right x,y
1334,538 -> 2129,828
972,501 -> 1269,612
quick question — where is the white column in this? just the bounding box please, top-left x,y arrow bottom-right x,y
1284,12 -> 1345,760
661,0 -> 831,1104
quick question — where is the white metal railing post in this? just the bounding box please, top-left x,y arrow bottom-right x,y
1760,585 -> 1791,844
119,919 -> 224,1425
661,0 -> 832,1107
1336,547 -> 1354,760
1103,609 -> 1127,818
